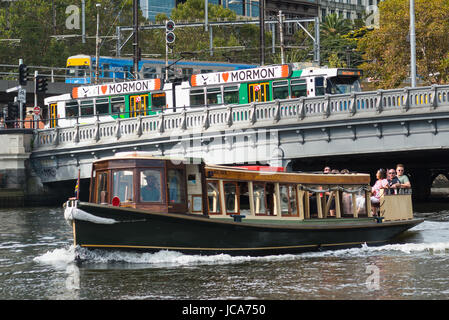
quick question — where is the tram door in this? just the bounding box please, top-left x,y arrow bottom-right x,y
130,95 -> 148,117
50,103 -> 57,128
248,82 -> 269,103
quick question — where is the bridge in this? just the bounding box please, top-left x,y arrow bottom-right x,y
25,84 -> 449,202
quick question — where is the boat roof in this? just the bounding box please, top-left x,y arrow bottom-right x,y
92,152 -> 202,164
92,152 -> 370,185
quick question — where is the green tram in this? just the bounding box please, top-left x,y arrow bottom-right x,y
44,64 -> 362,128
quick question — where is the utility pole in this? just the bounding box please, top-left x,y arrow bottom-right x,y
82,0 -> 86,44
410,0 -> 417,87
133,0 -> 140,79
278,10 -> 285,64
259,0 -> 265,66
95,3 -> 100,84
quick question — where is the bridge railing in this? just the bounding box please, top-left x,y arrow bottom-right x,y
33,84 -> 449,151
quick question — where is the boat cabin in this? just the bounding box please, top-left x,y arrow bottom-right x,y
89,154 -> 414,222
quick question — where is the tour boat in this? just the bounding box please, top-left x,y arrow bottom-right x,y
64,153 -> 423,256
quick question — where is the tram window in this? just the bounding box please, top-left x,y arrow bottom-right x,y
290,79 -> 307,98
111,96 -> 125,115
223,86 -> 239,104
167,169 -> 185,204
142,66 -> 157,79
65,101 -> 79,118
273,80 -> 289,100
315,77 -> 325,96
103,64 -> 110,78
190,89 -> 205,106
224,182 -> 238,214
182,68 -> 193,80
80,100 -> 94,116
206,87 -> 222,105
200,69 -> 213,73
207,181 -> 221,214
140,169 -> 163,203
112,170 -> 134,203
95,98 -> 109,115
151,92 -> 166,111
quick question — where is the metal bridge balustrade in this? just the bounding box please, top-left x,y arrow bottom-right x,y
32,85 -> 449,152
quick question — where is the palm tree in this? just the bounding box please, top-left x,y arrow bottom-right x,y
321,13 -> 352,37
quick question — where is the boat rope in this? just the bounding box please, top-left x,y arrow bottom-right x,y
298,185 -> 371,194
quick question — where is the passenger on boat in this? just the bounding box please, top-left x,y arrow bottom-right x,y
396,164 -> 411,189
141,174 -> 161,202
371,169 -> 388,205
331,169 -> 340,174
323,166 -> 331,174
341,169 -> 350,174
386,169 -> 401,194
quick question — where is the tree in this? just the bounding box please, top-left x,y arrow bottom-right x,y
358,0 -> 449,88
0,0 -> 136,67
148,0 -> 266,64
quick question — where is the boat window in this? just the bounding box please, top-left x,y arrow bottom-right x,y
140,169 -> 163,203
238,182 -> 250,215
272,80 -> 289,100
290,79 -> 307,98
167,169 -> 185,204
80,100 -> 94,116
65,101 -> 79,118
265,183 -> 275,215
253,183 -> 266,215
223,86 -> 239,104
207,181 -> 221,214
280,184 -> 298,216
111,96 -> 125,115
95,98 -> 109,115
190,89 -> 205,106
95,171 -> 108,204
151,92 -> 166,111
112,170 -> 134,203
206,87 -> 222,105
224,182 -> 238,214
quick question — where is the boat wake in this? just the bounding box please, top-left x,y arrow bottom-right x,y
34,240 -> 449,270
32,219 -> 449,269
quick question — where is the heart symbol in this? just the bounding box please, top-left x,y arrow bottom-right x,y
222,72 -> 229,82
101,85 -> 108,94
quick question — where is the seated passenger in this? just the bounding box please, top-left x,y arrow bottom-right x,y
387,169 -> 401,194
396,164 -> 411,189
323,166 -> 331,174
141,175 -> 161,202
371,169 -> 388,205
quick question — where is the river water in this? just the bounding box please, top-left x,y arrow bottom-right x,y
1,203 -> 449,301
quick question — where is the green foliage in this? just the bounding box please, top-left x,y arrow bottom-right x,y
0,0 -> 135,66
359,0 -> 449,88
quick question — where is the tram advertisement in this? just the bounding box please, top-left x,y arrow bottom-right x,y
190,64 -> 292,87
71,78 -> 163,99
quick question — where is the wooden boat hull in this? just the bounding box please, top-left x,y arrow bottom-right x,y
68,202 -> 423,256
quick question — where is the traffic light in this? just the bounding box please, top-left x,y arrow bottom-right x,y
165,20 -> 175,45
35,75 -> 48,93
18,64 -> 28,85
7,102 -> 18,120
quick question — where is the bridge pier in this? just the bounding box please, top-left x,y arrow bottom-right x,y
0,129 -> 65,207
409,168 -> 432,201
